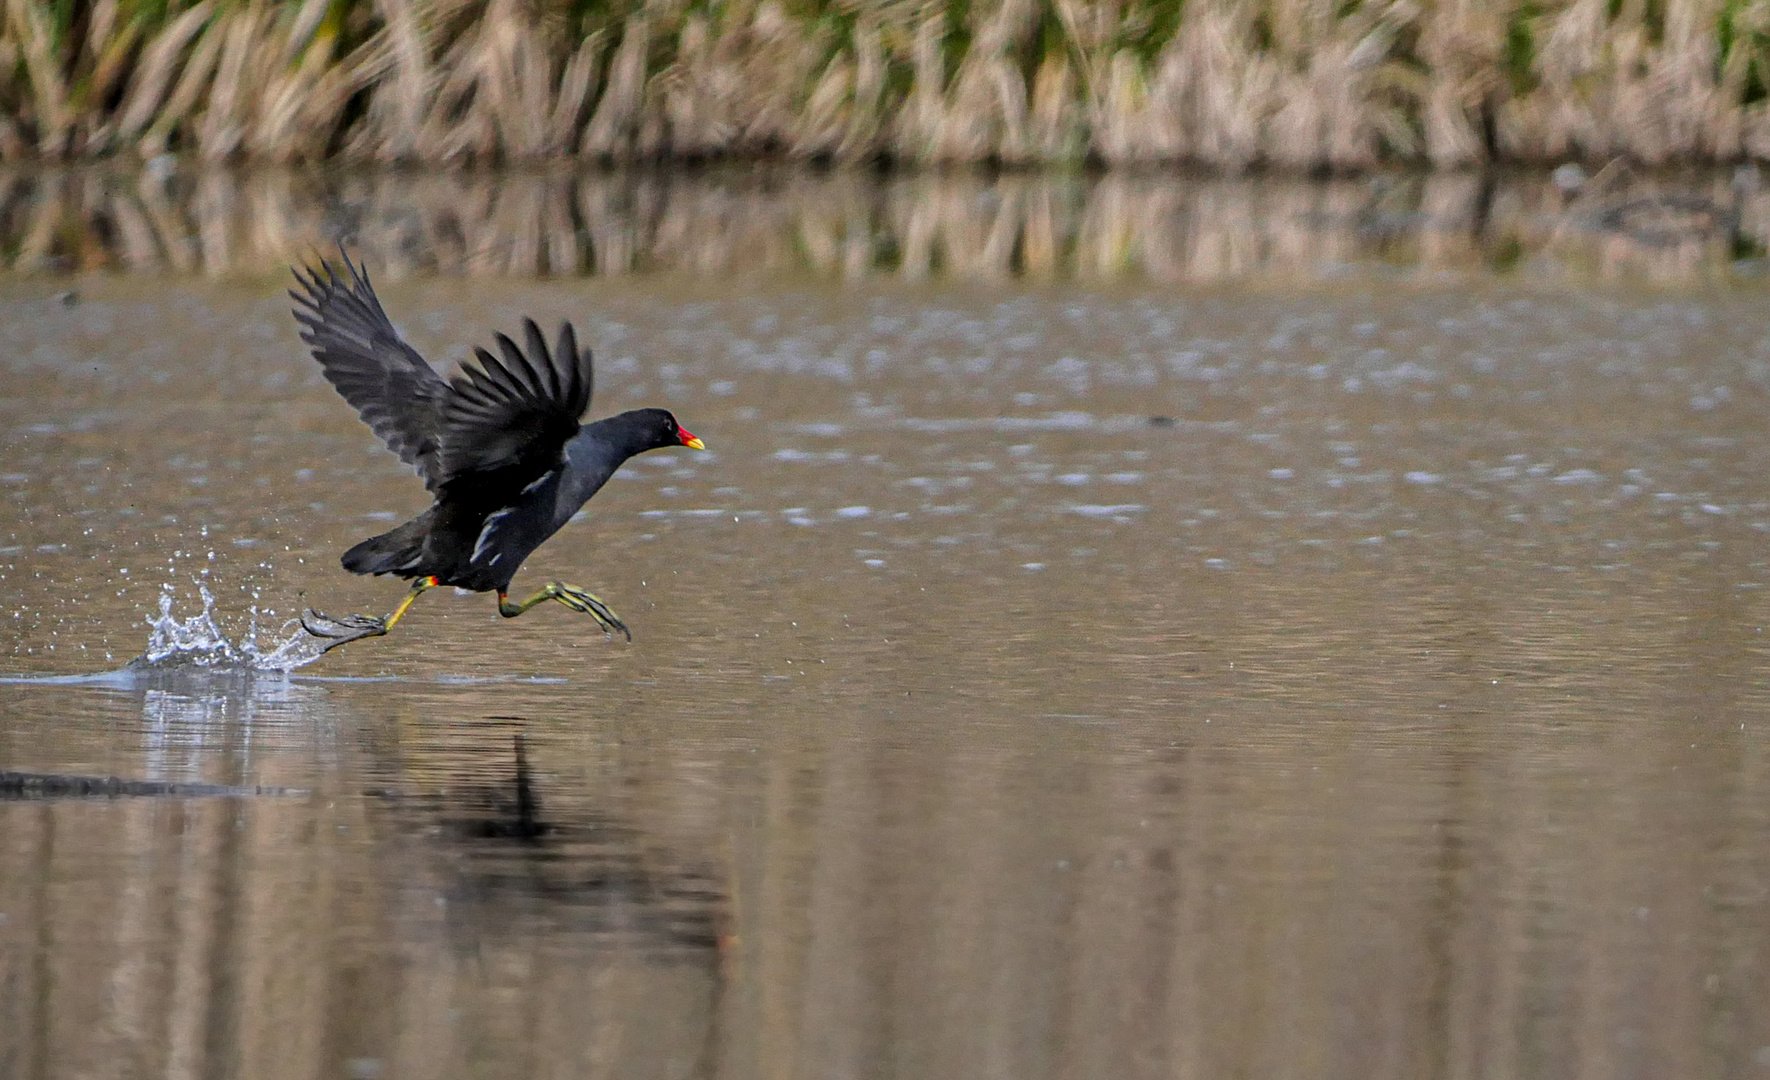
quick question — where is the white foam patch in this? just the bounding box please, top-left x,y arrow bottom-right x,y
1066,504 -> 1148,518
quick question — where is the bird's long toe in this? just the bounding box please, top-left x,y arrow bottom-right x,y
300,608 -> 346,637
300,608 -> 388,641
554,584 -> 631,641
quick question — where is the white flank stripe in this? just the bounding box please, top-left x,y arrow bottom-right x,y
520,469 -> 559,497
472,507 -> 515,563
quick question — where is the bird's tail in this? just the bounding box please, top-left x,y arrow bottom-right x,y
341,510 -> 434,576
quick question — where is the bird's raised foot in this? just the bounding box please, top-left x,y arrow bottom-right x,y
552,583 -> 632,641
500,582 -> 631,641
299,608 -> 390,653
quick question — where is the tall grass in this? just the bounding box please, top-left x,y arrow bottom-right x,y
7,0 -> 1770,167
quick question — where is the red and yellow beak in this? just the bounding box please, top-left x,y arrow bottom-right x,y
680,427 -> 705,450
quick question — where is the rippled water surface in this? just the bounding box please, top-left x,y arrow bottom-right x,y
6,172 -> 1770,1079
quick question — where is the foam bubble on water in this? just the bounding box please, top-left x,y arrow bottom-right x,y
1553,468 -> 1603,485
133,585 -> 331,674
1067,504 -> 1148,518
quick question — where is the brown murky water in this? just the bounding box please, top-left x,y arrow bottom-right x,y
6,170 -> 1770,1079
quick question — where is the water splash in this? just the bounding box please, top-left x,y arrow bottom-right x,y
129,586 -> 332,674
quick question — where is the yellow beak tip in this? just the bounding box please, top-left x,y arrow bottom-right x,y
684,436 -> 706,450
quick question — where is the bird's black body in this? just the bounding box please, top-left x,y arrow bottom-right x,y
336,407 -> 688,593
289,254 -> 700,647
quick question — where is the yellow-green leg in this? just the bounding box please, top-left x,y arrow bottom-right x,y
302,576 -> 437,652
383,575 -> 438,629
497,581 -> 631,641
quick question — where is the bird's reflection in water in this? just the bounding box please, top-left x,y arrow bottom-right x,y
377,725 -> 730,956
363,723 -> 734,1077
450,730 -> 548,841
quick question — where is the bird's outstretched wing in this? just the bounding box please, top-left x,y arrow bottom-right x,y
435,319 -> 595,490
291,253 -> 448,487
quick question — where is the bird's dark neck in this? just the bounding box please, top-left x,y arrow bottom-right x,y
578,411 -> 670,461
555,411 -> 666,517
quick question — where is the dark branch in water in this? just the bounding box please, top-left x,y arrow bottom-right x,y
0,771 -> 303,801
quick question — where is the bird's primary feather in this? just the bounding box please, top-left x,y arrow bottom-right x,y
436,321 -> 594,490
291,252 -> 597,498
289,254 -> 448,486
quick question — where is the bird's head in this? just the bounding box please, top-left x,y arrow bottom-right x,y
621,408 -> 705,453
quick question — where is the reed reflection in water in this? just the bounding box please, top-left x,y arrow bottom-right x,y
0,685 -> 732,1080
3,164 -> 1768,284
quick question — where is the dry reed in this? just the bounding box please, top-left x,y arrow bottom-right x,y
6,0 -> 1770,167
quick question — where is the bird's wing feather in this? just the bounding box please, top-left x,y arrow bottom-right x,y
290,253 -> 447,486
435,319 -> 595,489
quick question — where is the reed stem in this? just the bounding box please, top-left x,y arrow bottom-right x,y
4,0 -> 1770,167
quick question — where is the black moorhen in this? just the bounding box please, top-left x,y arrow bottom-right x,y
290,253 -> 703,652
